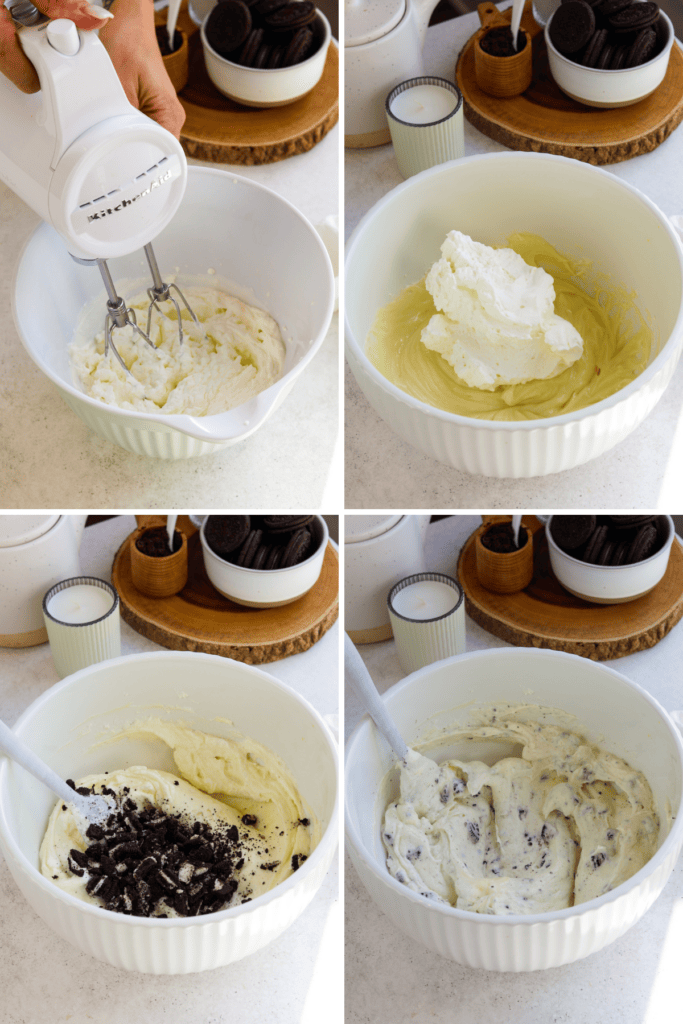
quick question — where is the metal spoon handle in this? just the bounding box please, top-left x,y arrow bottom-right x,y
510,0 -> 524,49
344,632 -> 408,761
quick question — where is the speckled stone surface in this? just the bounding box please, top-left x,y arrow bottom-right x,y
0,129 -> 339,509
345,515 -> 683,1024
344,8 -> 683,509
0,517 -> 340,1024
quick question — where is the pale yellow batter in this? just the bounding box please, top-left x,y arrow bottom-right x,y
383,706 -> 660,915
366,234 -> 652,420
40,719 -> 317,914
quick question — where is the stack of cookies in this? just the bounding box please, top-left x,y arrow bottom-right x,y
550,514 -> 663,566
204,0 -> 320,70
204,515 -> 316,570
549,0 -> 662,70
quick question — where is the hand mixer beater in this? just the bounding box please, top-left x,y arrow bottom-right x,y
0,1 -> 199,371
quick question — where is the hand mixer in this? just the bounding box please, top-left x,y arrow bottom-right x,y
0,1 -> 199,371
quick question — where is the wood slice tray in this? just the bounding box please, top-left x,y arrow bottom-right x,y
168,4 -> 338,165
458,517 -> 683,659
112,517 -> 338,663
455,2 -> 683,164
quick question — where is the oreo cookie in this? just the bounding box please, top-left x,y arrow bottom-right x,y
626,25 -> 658,66
608,514 -> 657,529
550,515 -> 597,551
204,515 -> 250,556
283,25 -> 314,66
626,522 -> 658,563
239,26 -> 264,66
261,515 -> 314,533
264,0 -> 316,31
236,528 -> 263,567
583,27 -> 609,66
281,527 -> 312,567
609,0 -> 658,32
205,0 -> 252,56
583,524 -> 609,564
549,1 -> 596,54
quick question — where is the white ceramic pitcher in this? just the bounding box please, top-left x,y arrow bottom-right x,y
0,515 -> 87,647
345,0 -> 441,148
345,514 -> 431,642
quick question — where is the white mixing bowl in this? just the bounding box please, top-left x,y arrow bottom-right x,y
345,648 -> 683,971
12,166 -> 335,459
0,652 -> 339,973
345,152 -> 683,478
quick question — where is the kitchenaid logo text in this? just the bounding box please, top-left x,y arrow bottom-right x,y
86,170 -> 173,222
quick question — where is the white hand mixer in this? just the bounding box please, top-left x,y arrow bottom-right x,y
0,0 -> 200,371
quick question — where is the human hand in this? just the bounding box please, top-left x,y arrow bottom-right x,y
98,0 -> 186,139
0,0 -> 112,92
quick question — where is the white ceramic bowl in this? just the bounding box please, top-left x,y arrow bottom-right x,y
0,651 -> 338,973
201,11 -> 332,108
345,152 -> 683,478
545,10 -> 674,108
12,166 -> 335,459
200,515 -> 329,607
345,647 -> 683,971
547,514 -> 676,603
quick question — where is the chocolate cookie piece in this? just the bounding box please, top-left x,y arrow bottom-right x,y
204,516 -> 250,557
625,24 -> 658,65
205,0 -> 252,55
609,0 -> 658,32
583,27 -> 609,66
264,0 -> 316,31
261,515 -> 314,534
626,522 -> 658,563
236,528 -> 263,567
283,24 -> 314,65
583,524 -> 609,564
549,1 -> 597,54
550,515 -> 596,551
281,527 -> 312,567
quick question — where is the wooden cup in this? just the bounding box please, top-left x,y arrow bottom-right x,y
131,527 -> 189,598
163,29 -> 189,93
474,2 -> 533,98
475,524 -> 534,594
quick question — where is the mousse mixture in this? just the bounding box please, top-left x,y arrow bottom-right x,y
70,286 -> 285,415
382,705 -> 660,915
366,233 -> 652,420
40,719 -> 317,917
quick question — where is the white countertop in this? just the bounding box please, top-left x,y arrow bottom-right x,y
345,515 -> 683,1024
0,516 -> 340,1024
0,119 -> 340,509
345,8 -> 683,509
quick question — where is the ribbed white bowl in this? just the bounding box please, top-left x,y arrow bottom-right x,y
0,652 -> 338,973
13,167 -> 334,460
345,648 -> 683,971
345,153 -> 683,478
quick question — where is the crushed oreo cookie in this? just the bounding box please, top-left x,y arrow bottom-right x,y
64,781 -> 245,918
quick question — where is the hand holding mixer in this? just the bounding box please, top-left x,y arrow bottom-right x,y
0,1 -> 200,371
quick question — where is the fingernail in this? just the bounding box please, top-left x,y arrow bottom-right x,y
86,4 -> 115,18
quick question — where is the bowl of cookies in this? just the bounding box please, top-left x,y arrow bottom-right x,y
200,514 -> 328,606
201,0 -> 332,107
545,1 -> 674,108
547,514 -> 676,603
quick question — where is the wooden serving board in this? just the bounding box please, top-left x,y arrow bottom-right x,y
458,517 -> 683,660
112,517 -> 339,663
166,4 -> 338,165
455,2 -> 683,164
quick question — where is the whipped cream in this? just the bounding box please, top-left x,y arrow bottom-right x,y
70,286 -> 285,415
420,231 -> 584,390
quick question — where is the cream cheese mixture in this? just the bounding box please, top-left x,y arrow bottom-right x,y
69,286 -> 285,415
382,706 -> 660,915
41,719 -> 317,916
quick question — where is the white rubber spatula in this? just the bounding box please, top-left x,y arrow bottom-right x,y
512,513 -> 522,548
0,718 -> 113,826
345,633 -> 452,807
